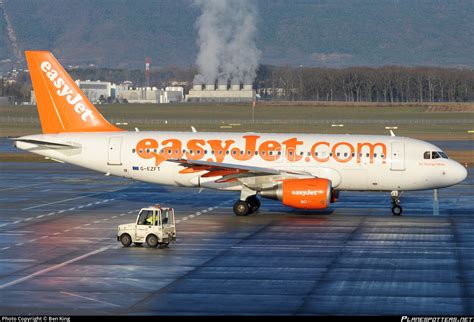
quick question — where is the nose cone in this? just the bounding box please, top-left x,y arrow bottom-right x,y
451,161 -> 468,185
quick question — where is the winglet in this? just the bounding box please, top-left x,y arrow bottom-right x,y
25,51 -> 122,134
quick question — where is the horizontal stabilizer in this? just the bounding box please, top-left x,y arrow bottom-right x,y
11,138 -> 79,149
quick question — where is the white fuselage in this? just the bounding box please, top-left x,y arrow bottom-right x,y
16,131 -> 467,192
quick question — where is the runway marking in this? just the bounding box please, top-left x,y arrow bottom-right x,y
189,215 -> 195,218
73,226 -> 82,230
64,230 -> 71,233
53,232 -> 60,236
202,209 -> 207,213
29,239 -> 37,242
40,235 -> 49,239
0,245 -> 115,290
21,191 -> 118,210
60,291 -> 121,308
127,210 -> 135,214
0,182 -> 45,192
15,243 -> 24,246
111,216 -> 117,219
22,194 -> 98,210
93,221 -> 101,224
83,223 -> 91,227
0,247 -> 10,251
102,218 -> 109,221
4,198 -> 118,228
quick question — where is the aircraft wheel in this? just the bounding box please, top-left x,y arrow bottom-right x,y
392,205 -> 403,216
146,234 -> 159,248
247,196 -> 261,212
120,234 -> 132,247
233,200 -> 250,216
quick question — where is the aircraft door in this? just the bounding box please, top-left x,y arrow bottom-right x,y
108,137 -> 122,165
390,142 -> 405,171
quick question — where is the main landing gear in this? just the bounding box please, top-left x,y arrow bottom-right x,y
391,191 -> 403,216
233,196 -> 261,216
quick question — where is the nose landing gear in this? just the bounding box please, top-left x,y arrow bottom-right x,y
391,191 -> 403,216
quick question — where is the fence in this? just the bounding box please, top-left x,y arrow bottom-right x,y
0,116 -> 472,125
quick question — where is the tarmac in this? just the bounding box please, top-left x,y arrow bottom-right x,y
0,161 -> 473,315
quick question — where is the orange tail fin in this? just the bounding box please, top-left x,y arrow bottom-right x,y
25,51 -> 122,134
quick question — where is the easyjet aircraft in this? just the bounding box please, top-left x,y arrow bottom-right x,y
15,51 -> 467,216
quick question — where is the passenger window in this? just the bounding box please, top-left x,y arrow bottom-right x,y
424,151 -> 431,159
432,151 -> 441,159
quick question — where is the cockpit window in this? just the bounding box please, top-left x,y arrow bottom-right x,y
439,151 -> 449,159
432,151 -> 441,159
423,151 -> 431,159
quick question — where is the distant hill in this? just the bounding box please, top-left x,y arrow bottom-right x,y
1,0 -> 473,71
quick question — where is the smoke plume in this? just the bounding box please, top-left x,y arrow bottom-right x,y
193,0 -> 260,86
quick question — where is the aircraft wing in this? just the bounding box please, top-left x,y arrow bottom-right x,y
167,158 -> 310,184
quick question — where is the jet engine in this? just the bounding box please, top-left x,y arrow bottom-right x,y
261,178 -> 332,209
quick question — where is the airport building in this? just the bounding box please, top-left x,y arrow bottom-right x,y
76,80 -> 112,103
30,82 -> 184,105
187,81 -> 256,103
164,86 -> 184,103
115,86 -> 164,104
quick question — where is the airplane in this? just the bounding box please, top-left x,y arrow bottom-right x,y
14,51 -> 467,217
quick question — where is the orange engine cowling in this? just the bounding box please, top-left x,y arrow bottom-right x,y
261,178 -> 332,209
